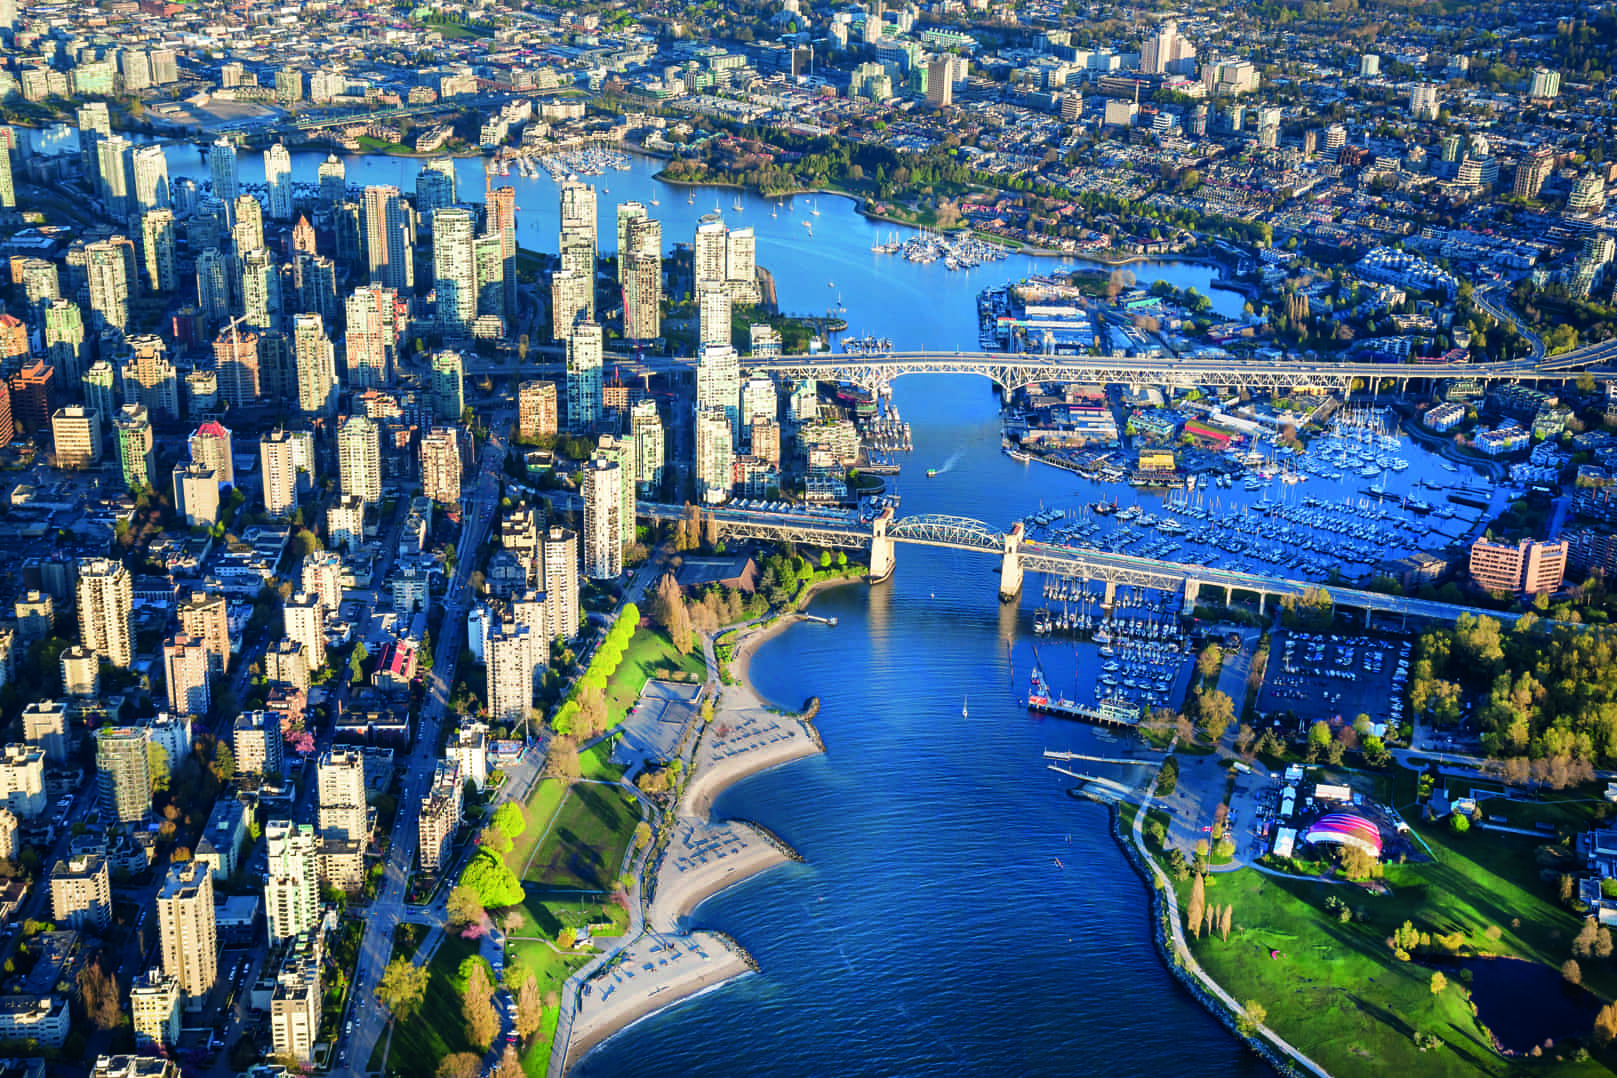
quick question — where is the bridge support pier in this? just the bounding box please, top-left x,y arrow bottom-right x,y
868,507 -> 895,584
998,523 -> 1024,602
1102,580 -> 1117,608
1181,577 -> 1200,616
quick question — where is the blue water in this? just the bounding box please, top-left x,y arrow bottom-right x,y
574,379 -> 1262,1077
155,143 -> 1263,1073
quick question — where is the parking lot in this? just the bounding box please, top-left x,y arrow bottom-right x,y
1256,630 -> 1411,732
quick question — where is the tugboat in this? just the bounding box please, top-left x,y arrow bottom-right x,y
927,468 -> 938,478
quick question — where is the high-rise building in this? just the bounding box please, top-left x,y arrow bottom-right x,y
416,158 -> 457,219
139,210 -> 177,294
264,144 -> 294,220
195,249 -> 231,328
51,405 -> 101,469
209,138 -> 239,215
484,184 -> 518,313
363,185 -> 413,292
43,301 -> 85,387
926,57 -> 953,106
326,494 -> 364,552
50,853 -> 111,930
1409,83 -> 1440,120
698,283 -> 731,348
263,820 -> 319,944
473,233 -> 505,319
122,336 -> 179,421
0,744 -> 45,820
1529,67 -> 1560,99
269,934 -> 322,1066
696,344 -> 741,443
266,639 -> 311,694
565,322 -> 603,432
157,860 -> 217,1009
558,179 -> 597,278
616,203 -> 648,283
22,700 -> 69,762
77,558 -> 132,668
292,313 -> 336,418
188,421 -> 234,487
420,427 -> 461,506
0,139 -> 13,211
694,214 -> 727,288
85,240 -> 130,333
430,349 -> 464,421
60,646 -> 99,696
344,285 -> 397,388
97,135 -> 132,221
175,462 -> 222,528
316,747 -> 366,892
337,415 -> 381,505
232,711 -> 282,780
260,429 -> 299,518
113,403 -> 155,490
581,458 -> 623,579
233,195 -> 265,254
163,634 -> 211,717
448,722 -> 490,791
177,591 -> 230,676
541,526 -> 580,641
418,760 -> 462,873
695,407 -> 734,504
283,592 -> 325,671
630,399 -> 666,495
317,154 -> 345,208
130,969 -> 182,1050
726,227 -> 756,293
551,269 -> 592,341
433,207 -> 477,337
518,380 -> 558,440
486,623 -> 534,725
1514,147 -> 1555,200
94,725 -> 150,823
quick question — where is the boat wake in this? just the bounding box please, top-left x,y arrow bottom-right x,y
934,451 -> 963,475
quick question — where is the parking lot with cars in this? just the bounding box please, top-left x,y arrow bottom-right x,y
1256,630 -> 1411,732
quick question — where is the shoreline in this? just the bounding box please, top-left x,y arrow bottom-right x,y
558,607 -> 831,1074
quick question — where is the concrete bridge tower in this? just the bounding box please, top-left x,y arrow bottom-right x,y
869,506 -> 895,583
999,522 -> 1023,602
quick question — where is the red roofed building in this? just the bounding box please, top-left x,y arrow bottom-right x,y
373,640 -> 416,695
188,421 -> 234,486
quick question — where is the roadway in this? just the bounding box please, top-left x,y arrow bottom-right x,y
344,411 -> 512,1073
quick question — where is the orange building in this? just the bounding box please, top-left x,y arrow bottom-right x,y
1469,537 -> 1567,596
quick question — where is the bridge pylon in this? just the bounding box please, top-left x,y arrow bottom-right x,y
999,522 -> 1024,603
869,506 -> 895,584
1181,577 -> 1200,615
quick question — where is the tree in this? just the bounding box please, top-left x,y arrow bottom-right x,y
1596,1001 -> 1617,1043
459,849 -> 525,908
1219,905 -> 1233,941
1187,873 -> 1206,939
1450,813 -> 1470,834
516,970 -> 543,1040
462,959 -> 498,1051
210,741 -> 236,784
1196,644 -> 1224,680
494,1044 -> 522,1078
376,958 -> 430,1022
545,736 -> 582,781
76,956 -> 122,1031
438,1054 -> 483,1078
1429,971 -> 1448,995
447,884 -> 484,930
1564,959 -> 1583,986
1192,689 -> 1235,743
479,825 -> 514,855
1307,721 -> 1332,758
1156,757 -> 1179,796
557,927 -> 577,949
492,802 -> 526,838
1238,1000 -> 1267,1037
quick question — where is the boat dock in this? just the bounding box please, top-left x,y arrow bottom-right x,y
1046,765 -> 1134,798
799,614 -> 838,626
1042,749 -> 1161,767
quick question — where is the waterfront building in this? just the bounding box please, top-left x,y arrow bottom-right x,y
209,138 -> 238,213
485,185 -> 518,313
157,860 -> 217,1009
317,154 -> 345,208
1469,538 -> 1567,597
264,143 -> 294,220
474,233 -> 505,319
416,158 -> 457,218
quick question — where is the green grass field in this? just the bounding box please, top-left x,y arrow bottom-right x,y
373,934 -> 483,1078
508,778 -> 568,878
580,738 -> 626,782
522,784 -> 642,890
505,897 -> 631,1076
604,629 -> 705,729
1177,814 -> 1613,1078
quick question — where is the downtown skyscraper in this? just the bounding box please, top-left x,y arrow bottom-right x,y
363,185 -> 413,293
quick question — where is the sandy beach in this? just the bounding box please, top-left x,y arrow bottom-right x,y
563,930 -> 750,1072
557,618 -> 826,1073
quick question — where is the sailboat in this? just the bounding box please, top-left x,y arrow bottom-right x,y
810,198 -> 821,216
687,191 -> 695,205
962,695 -> 968,719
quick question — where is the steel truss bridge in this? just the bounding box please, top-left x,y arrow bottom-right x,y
642,503 -> 1517,624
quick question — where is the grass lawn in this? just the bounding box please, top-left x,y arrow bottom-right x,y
521,784 -> 642,890
603,628 -> 705,729
508,778 -> 568,878
581,738 -> 626,782
1176,814 -> 1614,1078
373,934 -> 483,1078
